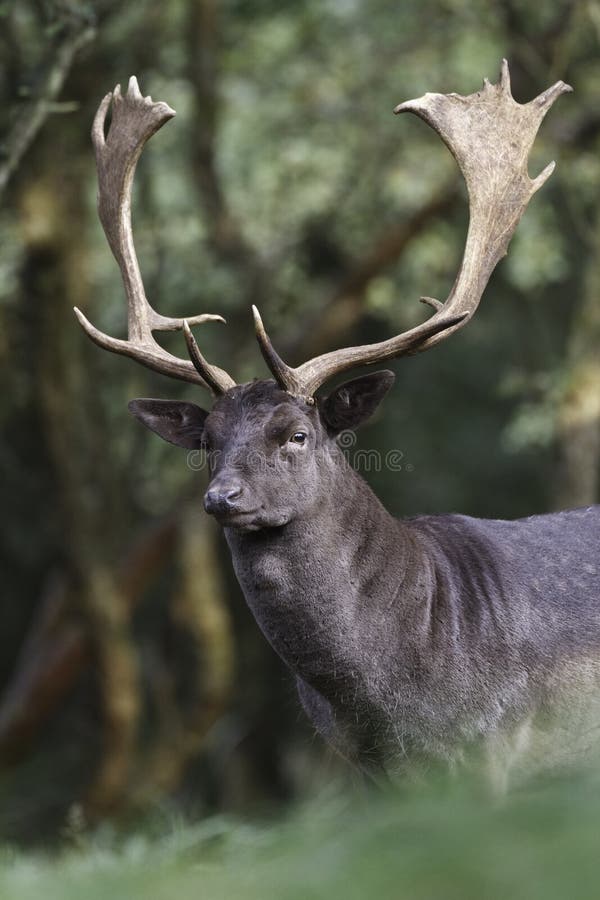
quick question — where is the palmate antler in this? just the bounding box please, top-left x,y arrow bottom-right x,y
74,77 -> 235,394
254,61 -> 572,400
77,65 -> 570,403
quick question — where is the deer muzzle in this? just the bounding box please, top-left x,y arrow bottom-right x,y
204,482 -> 244,517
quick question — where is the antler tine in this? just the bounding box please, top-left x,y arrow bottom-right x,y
255,61 -> 571,401
74,76 -> 235,395
252,305 -> 467,400
183,321 -> 235,395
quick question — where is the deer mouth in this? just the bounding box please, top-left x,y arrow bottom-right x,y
216,507 -> 293,532
213,508 -> 262,530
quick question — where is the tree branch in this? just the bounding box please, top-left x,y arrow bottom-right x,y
283,181 -> 459,361
0,24 -> 95,201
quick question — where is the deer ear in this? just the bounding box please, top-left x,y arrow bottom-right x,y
320,370 -> 395,434
128,399 -> 208,449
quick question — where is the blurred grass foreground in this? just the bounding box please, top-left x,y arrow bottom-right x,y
2,772 -> 600,900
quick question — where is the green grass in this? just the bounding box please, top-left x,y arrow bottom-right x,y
2,774 -> 600,900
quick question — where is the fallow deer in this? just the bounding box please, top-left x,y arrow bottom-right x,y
76,64 -> 600,789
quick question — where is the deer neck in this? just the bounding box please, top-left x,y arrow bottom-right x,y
224,455 -> 433,698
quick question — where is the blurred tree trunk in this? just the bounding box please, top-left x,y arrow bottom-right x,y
500,0 -> 600,509
16,165 -> 142,817
186,0 -> 272,328
553,217 -> 600,509
0,517 -> 179,766
132,509 -> 233,803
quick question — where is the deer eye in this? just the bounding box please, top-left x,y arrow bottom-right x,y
289,431 -> 307,445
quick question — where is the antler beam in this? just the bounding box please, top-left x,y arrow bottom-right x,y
74,76 -> 235,394
254,60 -> 572,400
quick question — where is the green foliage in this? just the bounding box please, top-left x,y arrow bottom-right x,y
3,774 -> 600,899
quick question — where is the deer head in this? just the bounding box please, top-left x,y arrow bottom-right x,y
77,64 -> 571,530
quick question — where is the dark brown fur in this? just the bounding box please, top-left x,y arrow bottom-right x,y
130,377 -> 600,787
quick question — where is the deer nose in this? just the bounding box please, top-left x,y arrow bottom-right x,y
204,483 -> 243,515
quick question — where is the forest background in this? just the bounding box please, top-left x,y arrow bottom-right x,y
0,0 -> 599,855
